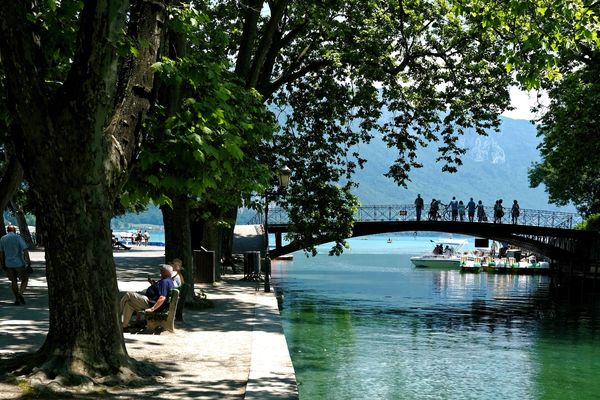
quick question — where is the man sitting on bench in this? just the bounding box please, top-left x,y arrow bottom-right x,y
120,264 -> 175,332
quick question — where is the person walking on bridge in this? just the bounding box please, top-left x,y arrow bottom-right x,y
511,200 -> 520,224
428,199 -> 439,221
476,200 -> 486,222
458,200 -> 466,222
467,198 -> 476,222
449,197 -> 459,221
415,194 -> 424,221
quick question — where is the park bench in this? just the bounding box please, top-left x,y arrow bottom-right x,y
144,288 -> 180,332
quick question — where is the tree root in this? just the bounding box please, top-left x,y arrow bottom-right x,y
1,352 -> 163,397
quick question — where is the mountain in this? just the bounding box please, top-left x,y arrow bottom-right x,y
116,116 -> 569,227
350,116 -> 564,211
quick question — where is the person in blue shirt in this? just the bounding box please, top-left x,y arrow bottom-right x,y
0,225 -> 31,305
120,264 -> 175,332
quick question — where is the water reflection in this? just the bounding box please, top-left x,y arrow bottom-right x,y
273,253 -> 600,400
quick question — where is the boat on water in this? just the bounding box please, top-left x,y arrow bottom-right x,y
461,254 -> 551,274
410,239 -> 468,268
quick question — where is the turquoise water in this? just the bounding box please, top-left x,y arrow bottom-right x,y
272,235 -> 600,400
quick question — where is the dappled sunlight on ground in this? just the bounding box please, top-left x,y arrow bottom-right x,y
0,247 -> 297,399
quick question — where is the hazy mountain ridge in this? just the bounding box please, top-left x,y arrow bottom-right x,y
118,116 -> 569,227
351,116 -> 565,211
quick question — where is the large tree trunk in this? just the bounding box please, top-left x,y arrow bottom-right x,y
34,192 -> 134,382
0,0 -> 169,386
162,195 -> 193,297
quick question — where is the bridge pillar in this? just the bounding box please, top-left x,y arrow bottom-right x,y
275,232 -> 282,249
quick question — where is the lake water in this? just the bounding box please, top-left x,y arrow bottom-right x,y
271,235 -> 600,400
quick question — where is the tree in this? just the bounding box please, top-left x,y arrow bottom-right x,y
122,5 -> 276,282
191,0 -> 516,255
529,51 -> 600,216
453,0 -> 600,215
0,0 -> 169,386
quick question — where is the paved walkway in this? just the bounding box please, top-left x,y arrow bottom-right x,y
0,247 -> 298,399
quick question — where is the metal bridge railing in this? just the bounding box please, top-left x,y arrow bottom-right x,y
247,204 -> 582,229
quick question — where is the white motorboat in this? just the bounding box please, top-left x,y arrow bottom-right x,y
410,239 -> 469,268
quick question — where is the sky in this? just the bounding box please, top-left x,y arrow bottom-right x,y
502,87 -> 548,121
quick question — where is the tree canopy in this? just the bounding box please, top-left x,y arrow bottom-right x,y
176,0 -> 515,254
529,37 -> 600,216
453,0 -> 600,216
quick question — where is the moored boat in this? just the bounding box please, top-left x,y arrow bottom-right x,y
411,239 -> 468,268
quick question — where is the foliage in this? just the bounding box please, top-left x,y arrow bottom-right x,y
453,0 -> 600,216
453,0 -> 600,89
123,5 -> 275,220
193,0 -> 517,254
576,213 -> 600,231
529,57 -> 600,216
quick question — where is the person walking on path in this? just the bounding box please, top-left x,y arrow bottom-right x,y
0,225 -> 31,305
120,264 -> 175,331
511,200 -> 520,224
467,198 -> 476,222
415,194 -> 424,221
449,197 -> 459,221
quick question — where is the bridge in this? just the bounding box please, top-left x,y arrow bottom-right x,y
246,204 -> 600,268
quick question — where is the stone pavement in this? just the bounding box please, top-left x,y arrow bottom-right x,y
0,247 -> 298,399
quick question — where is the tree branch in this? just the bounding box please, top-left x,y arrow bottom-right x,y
61,0 -> 129,115
235,0 -> 263,79
104,0 -> 169,195
0,1 -> 50,158
261,58 -> 331,99
256,20 -> 308,91
248,0 -> 290,88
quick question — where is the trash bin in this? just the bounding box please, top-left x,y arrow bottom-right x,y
243,251 -> 261,279
194,247 -> 215,283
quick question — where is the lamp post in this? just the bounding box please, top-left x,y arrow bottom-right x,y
264,165 -> 291,292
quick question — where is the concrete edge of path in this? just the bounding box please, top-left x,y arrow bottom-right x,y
244,289 -> 299,400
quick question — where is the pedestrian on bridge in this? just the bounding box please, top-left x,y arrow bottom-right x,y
449,196 -> 459,221
476,200 -> 486,222
428,199 -> 439,221
467,198 -> 476,222
494,199 -> 504,224
511,200 -> 520,224
415,194 -> 424,222
458,200 -> 466,222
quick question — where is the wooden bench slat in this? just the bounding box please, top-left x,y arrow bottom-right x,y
144,288 -> 180,332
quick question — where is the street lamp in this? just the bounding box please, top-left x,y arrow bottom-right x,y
264,165 -> 292,292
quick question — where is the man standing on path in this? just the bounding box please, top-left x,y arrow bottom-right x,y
0,225 -> 31,305
415,194 -> 424,221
